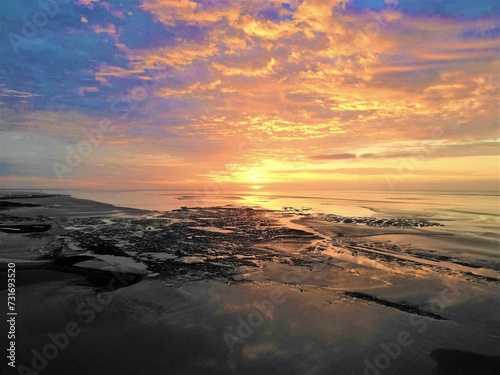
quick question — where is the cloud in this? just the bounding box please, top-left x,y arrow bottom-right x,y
308,153 -> 358,160
343,0 -> 500,21
1,0 -> 498,189
267,167 -> 462,176
307,141 -> 500,162
212,58 -> 276,76
398,0 -> 499,20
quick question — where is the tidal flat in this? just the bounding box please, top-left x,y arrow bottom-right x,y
0,192 -> 499,375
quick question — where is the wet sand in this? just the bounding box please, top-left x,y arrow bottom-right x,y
0,193 -> 499,374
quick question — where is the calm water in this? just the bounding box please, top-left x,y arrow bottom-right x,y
63,189 -> 498,236
18,189 -> 495,250
65,189 -> 498,218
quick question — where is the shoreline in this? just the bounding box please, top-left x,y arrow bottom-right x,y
1,191 -> 498,281
1,192 -> 499,375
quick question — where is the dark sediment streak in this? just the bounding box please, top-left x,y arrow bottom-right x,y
0,201 -> 40,210
0,255 -> 144,289
344,291 -> 446,320
0,223 -> 51,233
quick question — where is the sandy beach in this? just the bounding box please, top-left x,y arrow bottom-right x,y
0,192 -> 499,375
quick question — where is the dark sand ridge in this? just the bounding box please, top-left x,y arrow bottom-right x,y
0,192 -> 147,218
0,193 -> 146,260
0,193 -> 499,375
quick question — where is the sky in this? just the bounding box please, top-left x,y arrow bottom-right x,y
0,0 -> 499,192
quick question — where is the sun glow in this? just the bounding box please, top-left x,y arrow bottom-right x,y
246,168 -> 267,184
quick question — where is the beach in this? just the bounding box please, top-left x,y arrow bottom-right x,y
0,191 -> 499,375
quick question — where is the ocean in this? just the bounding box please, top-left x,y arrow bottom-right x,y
66,189 -> 500,267
65,189 -> 498,229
